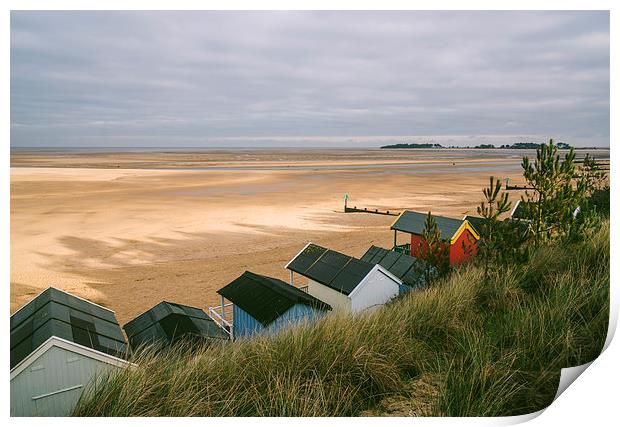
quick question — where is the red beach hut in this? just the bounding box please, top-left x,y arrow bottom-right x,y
390,210 -> 480,265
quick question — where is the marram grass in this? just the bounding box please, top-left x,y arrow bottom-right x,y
74,223 -> 609,417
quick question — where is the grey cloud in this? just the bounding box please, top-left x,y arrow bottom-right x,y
10,11 -> 609,147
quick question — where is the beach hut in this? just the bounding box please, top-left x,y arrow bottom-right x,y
216,271 -> 331,339
285,243 -> 402,312
123,301 -> 229,352
462,215 -> 488,237
511,200 -> 580,223
510,200 -> 533,221
464,213 -> 534,243
360,245 -> 431,291
391,210 -> 480,265
10,287 -> 129,416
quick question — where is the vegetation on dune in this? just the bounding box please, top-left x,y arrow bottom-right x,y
74,222 -> 609,416
74,139 -> 609,417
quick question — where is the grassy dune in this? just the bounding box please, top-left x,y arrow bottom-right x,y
74,223 -> 609,417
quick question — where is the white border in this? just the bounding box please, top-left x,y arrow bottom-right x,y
4,3 -> 617,426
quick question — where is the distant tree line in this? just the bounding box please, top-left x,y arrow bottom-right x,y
496,142 -> 572,150
381,141 -> 575,149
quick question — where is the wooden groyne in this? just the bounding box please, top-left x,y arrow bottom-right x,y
344,205 -> 400,216
506,184 -> 534,191
342,195 -> 400,216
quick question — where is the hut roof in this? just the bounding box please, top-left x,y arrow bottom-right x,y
391,210 -> 480,242
217,271 -> 331,326
10,287 -> 127,369
510,200 -> 534,220
463,215 -> 488,235
123,301 -> 228,351
464,213 -> 532,240
286,244 -> 376,296
360,246 -> 428,289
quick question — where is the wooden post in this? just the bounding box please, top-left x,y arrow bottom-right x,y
220,295 -> 226,321
290,270 -> 294,286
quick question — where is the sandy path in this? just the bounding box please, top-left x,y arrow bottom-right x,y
10,150 -> 541,325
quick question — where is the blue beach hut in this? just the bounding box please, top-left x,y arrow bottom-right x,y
216,271 -> 331,339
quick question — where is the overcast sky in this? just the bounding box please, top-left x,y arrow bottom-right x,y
10,11 -> 609,148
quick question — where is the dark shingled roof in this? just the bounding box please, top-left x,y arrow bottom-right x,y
10,287 -> 127,369
510,200 -> 535,220
391,210 -> 465,240
360,246 -> 429,289
123,301 -> 229,351
286,244 -> 376,295
217,271 -> 331,326
463,215 -> 488,236
465,214 -> 530,240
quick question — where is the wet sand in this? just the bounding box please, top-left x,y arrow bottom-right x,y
11,148 -> 604,324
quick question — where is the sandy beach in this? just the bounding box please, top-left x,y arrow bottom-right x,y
10,148 -> 607,325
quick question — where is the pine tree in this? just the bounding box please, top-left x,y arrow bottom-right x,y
477,176 -> 511,240
476,176 -> 512,275
419,212 -> 450,282
520,139 -> 578,245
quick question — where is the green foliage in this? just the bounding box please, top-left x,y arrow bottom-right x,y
475,139 -> 608,267
73,224 -> 609,417
476,176 -> 529,272
587,186 -> 610,218
521,138 -> 581,245
477,177 -> 515,266
563,156 -> 610,240
517,139 -> 609,244
579,154 -> 608,196
478,176 -> 511,221
419,212 -> 450,280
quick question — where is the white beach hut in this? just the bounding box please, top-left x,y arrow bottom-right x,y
285,243 -> 402,313
10,287 -> 130,416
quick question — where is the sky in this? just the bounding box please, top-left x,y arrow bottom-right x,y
10,11 -> 610,148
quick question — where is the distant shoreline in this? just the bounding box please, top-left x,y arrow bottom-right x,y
380,143 -> 605,150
